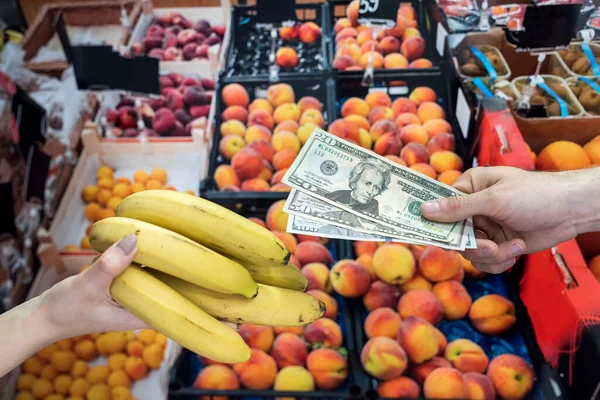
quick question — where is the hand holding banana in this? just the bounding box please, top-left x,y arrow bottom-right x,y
89,190 -> 326,363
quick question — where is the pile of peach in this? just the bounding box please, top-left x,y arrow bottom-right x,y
277,22 -> 322,69
193,201 -> 350,393
214,83 -> 326,192
331,87 -> 464,184
63,165 -> 194,251
327,242 -> 535,400
534,137 -> 600,171
332,1 -> 432,71
15,322 -> 166,400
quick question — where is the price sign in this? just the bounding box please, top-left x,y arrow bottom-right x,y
358,0 -> 401,27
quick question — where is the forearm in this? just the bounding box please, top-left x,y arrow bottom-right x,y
0,295 -> 60,377
567,166 -> 600,235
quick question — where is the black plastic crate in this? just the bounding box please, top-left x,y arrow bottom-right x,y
220,2 -> 332,81
201,75 -> 337,201
327,0 -> 442,81
340,241 -> 568,400
167,197 -> 369,399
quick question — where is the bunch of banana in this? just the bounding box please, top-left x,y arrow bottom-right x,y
89,190 -> 325,363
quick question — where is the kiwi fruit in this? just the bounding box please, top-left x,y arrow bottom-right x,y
578,90 -> 600,112
579,85 -> 593,96
461,63 -> 483,76
570,85 -> 581,97
547,101 -> 561,116
547,82 -> 568,98
562,50 -> 580,68
530,94 -> 547,106
551,66 -> 565,76
572,57 -> 591,74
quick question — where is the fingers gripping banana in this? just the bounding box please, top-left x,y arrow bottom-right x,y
244,262 -> 308,292
111,265 -> 251,363
151,270 -> 325,326
116,190 -> 290,268
89,217 -> 258,298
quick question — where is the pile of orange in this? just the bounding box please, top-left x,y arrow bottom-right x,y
15,327 -> 167,400
535,136 -> 600,171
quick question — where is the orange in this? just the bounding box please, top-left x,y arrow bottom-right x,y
69,377 -> 90,396
112,183 -> 132,198
163,185 -> 177,191
137,329 -> 156,345
81,185 -> 99,203
107,370 -> 131,388
86,365 -> 109,384
132,182 -> 145,193
108,353 -> 128,371
22,357 -> 43,375
96,208 -> 116,221
84,203 -> 101,222
95,189 -> 112,207
17,373 -> 36,391
150,168 -> 168,184
115,177 -> 131,185
97,166 -> 114,179
97,178 -> 114,190
70,360 -> 88,378
133,170 -> 149,183
106,196 -> 123,211
145,179 -> 162,190
30,378 -> 53,398
536,141 -> 591,171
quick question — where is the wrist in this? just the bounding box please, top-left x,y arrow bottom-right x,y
34,291 -> 66,345
567,167 -> 600,235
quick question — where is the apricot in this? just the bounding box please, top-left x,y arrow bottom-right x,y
397,316 -> 439,364
193,364 -> 240,392
304,318 -> 343,348
267,83 -> 295,107
307,289 -> 338,319
423,367 -> 470,399
274,366 -> 315,394
410,87 -> 437,105
295,241 -> 333,266
238,324 -> 275,353
222,83 -> 250,107
369,106 -> 395,124
487,354 -> 534,400
233,349 -> 278,390
302,262 -> 332,292
419,247 -> 461,281
398,289 -> 444,324
271,332 -> 308,368
363,281 -> 401,312
469,294 -> 516,335
536,140 -> 591,171
341,97 -> 370,118
464,372 -> 497,400
401,142 -> 429,166
409,356 -> 452,385
266,200 -> 289,231
330,259 -> 371,297
373,244 -> 415,285
360,51 -> 384,69
364,307 -> 402,339
400,271 -> 433,292
307,348 -> 348,390
249,98 -> 274,114
417,101 -> 445,123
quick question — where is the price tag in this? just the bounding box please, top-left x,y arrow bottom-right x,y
436,23 -> 448,56
358,0 -> 401,27
456,89 -> 471,140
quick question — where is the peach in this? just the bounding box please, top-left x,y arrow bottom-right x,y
329,119 -> 361,143
272,131 -> 301,153
222,105 -> 249,124
437,170 -> 461,186
469,294 -> 516,335
356,28 -> 373,46
400,142 -> 430,166
279,25 -> 299,41
220,119 -> 246,137
273,326 -> 303,336
238,324 -> 275,353
403,27 -> 422,40
341,97 -> 370,118
299,109 -> 325,127
419,247 -> 461,282
267,83 -> 295,107
241,178 -> 270,191
304,318 -> 343,349
398,289 -> 444,324
249,98 -> 274,114
401,36 -> 425,61
337,37 -> 358,47
445,339 -> 489,373
358,128 -> 372,149
297,123 -> 318,145
537,141 -> 591,171
193,364 -> 240,392
298,21 -> 321,43
363,280 -> 402,312
356,253 -> 376,279
270,333 -> 308,368
214,165 -> 240,190
306,349 -> 348,390
296,241 -> 333,266
435,327 -> 447,356
487,354 -> 534,400
423,367 -> 469,399
233,349 -> 277,390
273,103 -> 301,124
354,241 -> 378,256
408,244 -> 426,260
302,262 -> 332,292
360,337 -> 408,380
222,83 -> 249,107
232,148 -> 264,180
373,244 -> 416,285
272,231 -> 298,253
336,43 -> 362,62
380,36 -> 401,55
289,254 -> 301,268
275,120 -> 299,134
219,135 -> 245,160
346,0 -> 359,25
248,139 -> 275,162
344,114 -> 370,131
272,149 -> 297,171
274,366 -> 315,394
333,55 -> 358,70
330,259 -> 371,298
359,51 -> 385,69
430,151 -> 464,174
274,46 -> 297,66
411,163 -> 437,179
248,109 -> 275,130
374,132 -> 403,156
423,118 -> 452,138
266,200 -> 289,231
377,376 -> 421,398
400,124 -> 428,145
432,280 -> 471,321
397,316 -> 439,364
459,254 -> 487,279
307,290 -> 338,320
360,39 -> 382,54
384,53 -> 409,69
399,5 -> 416,21
427,134 -> 455,155
271,183 -> 291,192
417,102 -> 445,123
385,155 -> 407,166
464,372 -> 497,400
400,271 -> 433,292
409,356 -> 452,385
395,113 -> 421,128
334,18 -> 352,34
365,92 -> 392,109
245,124 -> 273,143
392,97 -> 418,116
369,106 -> 395,124
409,58 -> 434,68
336,27 -> 358,42
410,87 -> 437,105
364,307 -> 402,339
369,119 -> 398,142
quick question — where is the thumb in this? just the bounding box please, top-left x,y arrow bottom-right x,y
84,234 -> 138,287
420,191 -> 491,223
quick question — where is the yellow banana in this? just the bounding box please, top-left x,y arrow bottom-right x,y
111,264 -> 251,363
116,190 -> 290,268
244,262 -> 308,291
89,217 -> 258,299
151,270 -> 325,326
